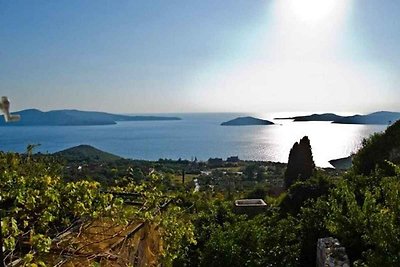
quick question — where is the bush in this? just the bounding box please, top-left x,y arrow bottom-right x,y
353,120 -> 400,176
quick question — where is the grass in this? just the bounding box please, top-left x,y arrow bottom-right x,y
170,174 -> 198,185
213,166 -> 243,172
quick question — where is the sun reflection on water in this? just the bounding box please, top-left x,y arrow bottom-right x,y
252,119 -> 386,167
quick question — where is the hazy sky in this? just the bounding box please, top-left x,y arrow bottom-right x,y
1,0 -> 399,113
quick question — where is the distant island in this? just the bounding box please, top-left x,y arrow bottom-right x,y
275,111 -> 400,125
332,111 -> 400,124
221,116 -> 274,126
0,109 -> 181,126
275,113 -> 343,122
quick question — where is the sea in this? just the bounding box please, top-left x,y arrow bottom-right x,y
0,113 -> 388,168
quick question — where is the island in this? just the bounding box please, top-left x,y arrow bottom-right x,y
332,111 -> 400,125
221,116 -> 274,126
275,111 -> 400,125
275,113 -> 343,122
0,109 -> 181,126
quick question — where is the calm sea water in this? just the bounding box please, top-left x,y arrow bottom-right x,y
0,113 -> 387,167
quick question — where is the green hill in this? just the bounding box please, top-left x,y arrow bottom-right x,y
54,145 -> 122,162
353,120 -> 400,175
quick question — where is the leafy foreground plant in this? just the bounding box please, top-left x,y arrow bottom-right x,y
0,151 -> 195,266
319,164 -> 400,266
0,151 -> 122,266
116,173 -> 196,265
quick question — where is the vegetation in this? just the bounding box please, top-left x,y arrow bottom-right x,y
174,123 -> 400,266
353,120 -> 400,175
1,121 -> 400,266
0,149 -> 194,266
0,151 -> 120,265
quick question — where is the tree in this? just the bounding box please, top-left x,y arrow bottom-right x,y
174,194 -> 301,267
280,172 -> 332,215
284,136 -> 315,188
353,120 -> 400,176
244,164 -> 257,180
322,171 -> 400,266
246,186 -> 268,200
200,213 -> 300,267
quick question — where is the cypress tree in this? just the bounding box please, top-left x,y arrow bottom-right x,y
284,136 -> 315,188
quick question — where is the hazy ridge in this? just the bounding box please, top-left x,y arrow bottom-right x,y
0,109 -> 181,126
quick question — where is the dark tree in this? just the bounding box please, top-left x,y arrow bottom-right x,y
244,163 -> 257,180
284,136 -> 315,188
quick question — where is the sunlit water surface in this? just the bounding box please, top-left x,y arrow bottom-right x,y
0,113 -> 388,167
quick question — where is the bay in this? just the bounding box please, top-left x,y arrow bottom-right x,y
0,113 -> 387,167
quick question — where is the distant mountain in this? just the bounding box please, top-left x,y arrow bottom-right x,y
275,111 -> 400,125
275,113 -> 343,122
54,145 -> 122,162
221,116 -> 274,126
332,111 -> 400,125
0,109 -> 181,126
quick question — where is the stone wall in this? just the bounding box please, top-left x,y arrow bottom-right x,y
316,237 -> 350,267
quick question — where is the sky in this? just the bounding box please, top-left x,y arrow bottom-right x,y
1,0 -> 399,114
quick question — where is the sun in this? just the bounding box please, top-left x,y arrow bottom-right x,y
288,0 -> 339,22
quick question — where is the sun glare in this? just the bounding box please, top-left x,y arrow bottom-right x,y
288,0 -> 339,22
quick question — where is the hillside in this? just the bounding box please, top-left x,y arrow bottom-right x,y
275,111 -> 400,125
2,123 -> 400,266
0,109 -> 181,126
54,144 -> 122,162
221,116 -> 274,126
353,119 -> 400,175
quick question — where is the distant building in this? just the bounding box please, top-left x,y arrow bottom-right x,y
226,156 -> 240,163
